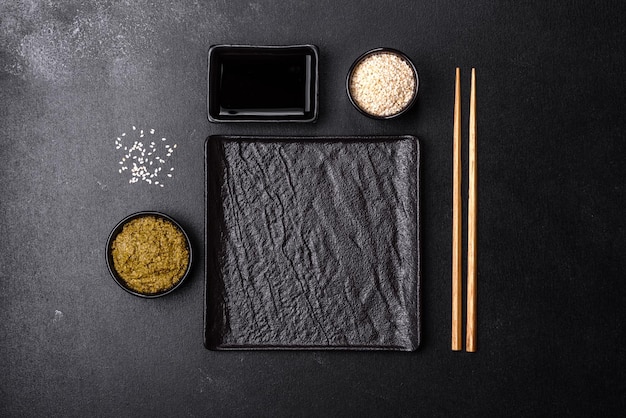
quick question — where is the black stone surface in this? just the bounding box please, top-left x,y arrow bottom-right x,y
1,0 -> 625,416
205,136 -> 420,350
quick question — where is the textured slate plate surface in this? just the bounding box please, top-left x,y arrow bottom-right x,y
205,135 -> 420,350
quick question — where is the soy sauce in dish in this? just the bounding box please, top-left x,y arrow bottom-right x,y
217,53 -> 311,117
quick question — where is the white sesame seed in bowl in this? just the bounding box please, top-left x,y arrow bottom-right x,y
347,48 -> 418,119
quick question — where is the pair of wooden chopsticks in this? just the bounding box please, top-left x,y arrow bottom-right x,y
452,68 -> 477,352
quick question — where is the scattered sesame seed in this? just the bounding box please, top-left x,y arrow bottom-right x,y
115,128 -> 177,187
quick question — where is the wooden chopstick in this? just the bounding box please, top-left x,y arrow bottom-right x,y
451,68 -> 463,351
466,68 -> 477,352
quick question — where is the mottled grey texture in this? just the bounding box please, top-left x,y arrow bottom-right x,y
205,136 -> 420,350
2,0 -> 626,416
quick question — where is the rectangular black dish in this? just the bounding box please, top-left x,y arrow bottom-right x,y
205,135 -> 421,350
207,45 -> 319,122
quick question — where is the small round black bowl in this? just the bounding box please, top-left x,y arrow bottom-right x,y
106,211 -> 193,298
346,47 -> 419,120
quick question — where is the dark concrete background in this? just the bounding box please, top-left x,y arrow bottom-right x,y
1,0 -> 624,416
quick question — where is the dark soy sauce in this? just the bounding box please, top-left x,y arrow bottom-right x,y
218,53 -> 311,117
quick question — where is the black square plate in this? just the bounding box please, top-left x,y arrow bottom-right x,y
207,45 -> 319,122
205,135 -> 420,350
